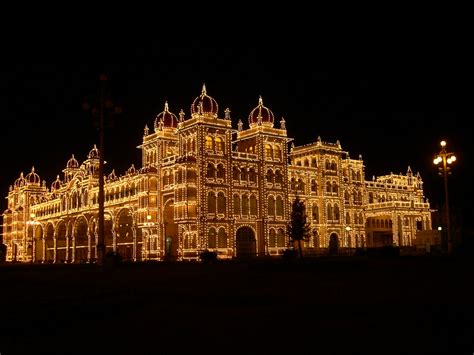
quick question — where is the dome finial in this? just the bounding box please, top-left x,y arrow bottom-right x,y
164,101 -> 169,112
202,83 -> 207,96
93,144 -> 97,149
31,166 -> 35,173
259,95 -> 263,106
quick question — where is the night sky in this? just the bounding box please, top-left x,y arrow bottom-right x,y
1,26 -> 471,223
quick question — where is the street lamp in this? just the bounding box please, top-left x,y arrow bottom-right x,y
433,140 -> 456,254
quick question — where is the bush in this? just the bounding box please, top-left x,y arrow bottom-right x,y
282,248 -> 298,260
199,249 -> 217,263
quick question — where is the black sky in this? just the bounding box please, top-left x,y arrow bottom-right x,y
0,20 -> 471,221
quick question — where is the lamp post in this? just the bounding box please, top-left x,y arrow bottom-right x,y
82,74 -> 121,265
433,140 -> 456,254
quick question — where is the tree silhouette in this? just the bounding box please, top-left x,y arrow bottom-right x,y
287,197 -> 311,258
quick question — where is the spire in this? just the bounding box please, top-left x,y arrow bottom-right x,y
202,83 -> 207,96
225,107 -> 231,120
407,166 -> 413,175
259,95 -> 263,106
31,166 -> 35,173
164,101 -> 169,112
179,109 -> 185,122
144,124 -> 149,136
237,119 -> 243,132
280,117 -> 286,130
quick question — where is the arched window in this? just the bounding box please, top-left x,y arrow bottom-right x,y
345,190 -> 350,203
358,191 -> 362,204
331,161 -> 337,171
369,192 -> 374,204
233,166 -> 240,181
205,136 -> 213,150
352,170 -> 356,181
326,181 -> 332,193
249,167 -> 257,183
276,196 -> 284,216
346,212 -> 351,224
217,228 -> 227,248
275,170 -> 283,184
311,180 -> 317,193
327,204 -> 333,220
266,169 -> 274,183
359,213 -> 364,225
250,195 -> 257,215
208,192 -> 216,214
334,205 -> 340,221
304,159 -> 309,167
277,228 -> 286,247
233,194 -> 240,215
241,168 -> 248,181
208,228 -> 216,248
291,178 -> 297,190
356,171 -> 362,181
268,196 -> 276,216
332,182 -> 338,194
242,194 -> 249,215
265,144 -> 273,159
312,204 -> 319,223
215,137 -> 223,152
269,229 -> 277,247
274,145 -> 281,160
311,158 -> 317,167
325,160 -> 330,170
217,192 -> 226,214
217,164 -> 225,179
297,179 -> 304,192
207,163 -> 215,179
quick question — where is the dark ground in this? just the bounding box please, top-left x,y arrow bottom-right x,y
0,256 -> 473,355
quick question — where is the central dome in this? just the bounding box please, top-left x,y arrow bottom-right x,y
248,96 -> 274,127
155,101 -> 178,130
191,84 -> 218,118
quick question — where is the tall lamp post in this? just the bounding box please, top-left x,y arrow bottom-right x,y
82,74 -> 121,265
433,140 -> 456,254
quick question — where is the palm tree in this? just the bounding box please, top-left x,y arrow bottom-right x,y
287,197 -> 311,258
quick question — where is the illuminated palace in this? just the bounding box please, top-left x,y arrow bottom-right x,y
2,85 -> 433,262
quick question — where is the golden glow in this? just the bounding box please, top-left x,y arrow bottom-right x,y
146,214 -> 152,221
345,226 -> 351,231
440,140 -> 446,147
451,155 -> 456,162
30,213 -> 36,219
437,226 -> 442,231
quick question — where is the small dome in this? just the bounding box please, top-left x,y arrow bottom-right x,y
25,167 -> 41,186
248,96 -> 275,127
155,102 -> 178,130
67,154 -> 79,169
191,84 -> 218,118
88,144 -> 100,159
14,172 -> 26,188
127,164 -> 136,175
107,169 -> 117,180
51,175 -> 61,191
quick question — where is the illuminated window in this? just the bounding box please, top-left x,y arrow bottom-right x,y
276,196 -> 283,216
327,204 -> 333,220
217,228 -> 227,248
274,145 -> 281,160
217,192 -> 226,214
312,204 -> 319,223
277,229 -> 286,247
215,137 -> 223,152
269,229 -> 276,247
265,144 -> 272,159
205,136 -> 213,150
311,180 -> 317,193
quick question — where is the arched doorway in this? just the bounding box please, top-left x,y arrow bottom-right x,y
34,224 -> 43,262
56,221 -> 67,263
45,223 -> 55,262
236,226 -> 256,258
74,217 -> 88,263
329,233 -> 339,255
116,208 -> 134,261
163,199 -> 178,259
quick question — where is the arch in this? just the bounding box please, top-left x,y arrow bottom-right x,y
290,178 -> 297,190
56,220 -> 67,263
346,212 -> 351,224
266,169 -> 274,183
356,171 -> 362,181
45,223 -> 55,262
34,224 -> 43,262
215,137 -> 223,152
311,179 -> 317,193
265,144 -> 273,159
332,181 -> 338,194
327,204 -> 333,220
233,194 -> 240,215
268,229 -> 277,248
249,167 -> 256,183
277,228 -> 286,247
311,157 -> 317,167
115,208 -> 134,261
312,204 -> 319,223
242,194 -> 249,215
250,195 -> 257,215
206,163 -> 216,179
304,159 -> 309,167
163,199 -> 178,259
217,228 -> 227,248
334,205 -> 340,221
275,170 -> 283,184
297,179 -> 305,192
236,226 -> 256,258
217,192 -> 226,214
216,164 -> 225,179
205,136 -> 213,150
268,195 -> 276,217
207,191 -> 216,214
232,166 -> 240,181
73,216 -> 88,263
273,145 -> 281,160
276,196 -> 284,217
326,181 -> 331,193
329,233 -> 339,255
208,227 -> 217,249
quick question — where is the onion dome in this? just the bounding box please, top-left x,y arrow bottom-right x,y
88,144 -> 100,159
14,172 -> 26,188
191,84 -> 218,118
51,175 -> 61,191
248,96 -> 274,128
25,166 -> 41,186
66,154 -> 79,169
127,164 -> 136,175
108,169 -> 117,180
154,101 -> 178,130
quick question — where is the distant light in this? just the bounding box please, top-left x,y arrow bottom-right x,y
345,226 -> 351,231
440,140 -> 446,147
147,215 -> 152,221
447,158 -> 452,164
30,213 -> 36,219
451,155 -> 456,162
433,158 -> 439,165
438,226 -> 442,231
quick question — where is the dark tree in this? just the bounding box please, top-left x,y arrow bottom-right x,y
287,197 -> 311,258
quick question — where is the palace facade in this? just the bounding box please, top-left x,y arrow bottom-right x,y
2,85 -> 433,262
